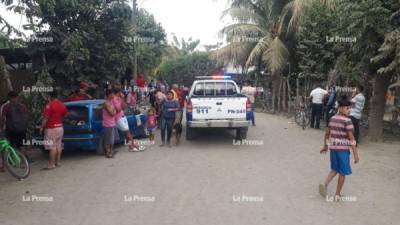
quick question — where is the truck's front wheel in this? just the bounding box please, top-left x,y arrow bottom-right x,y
236,127 -> 248,140
186,125 -> 196,141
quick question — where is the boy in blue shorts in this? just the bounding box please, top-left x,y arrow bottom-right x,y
319,96 -> 360,199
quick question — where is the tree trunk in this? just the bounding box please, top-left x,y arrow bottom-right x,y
296,78 -> 300,104
277,76 -> 282,112
271,72 -> 280,113
0,56 -> 13,92
368,74 -> 392,141
282,78 -> 287,112
132,0 -> 138,80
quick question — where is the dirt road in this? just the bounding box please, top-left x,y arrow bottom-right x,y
1,113 -> 399,225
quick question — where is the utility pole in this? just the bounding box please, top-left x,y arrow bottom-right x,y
132,0 -> 138,80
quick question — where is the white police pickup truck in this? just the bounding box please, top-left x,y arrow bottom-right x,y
185,76 -> 252,140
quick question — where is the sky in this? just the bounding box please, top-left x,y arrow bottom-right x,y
0,0 -> 230,47
139,0 -> 229,47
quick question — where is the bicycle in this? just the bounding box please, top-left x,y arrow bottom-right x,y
295,102 -> 311,130
0,139 -> 30,180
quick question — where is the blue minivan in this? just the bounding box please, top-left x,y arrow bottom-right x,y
35,100 -> 147,154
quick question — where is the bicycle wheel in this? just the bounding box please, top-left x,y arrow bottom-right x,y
4,149 -> 30,180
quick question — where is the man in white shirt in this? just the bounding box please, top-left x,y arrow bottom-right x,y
309,85 -> 328,129
241,81 -> 257,126
350,85 -> 365,145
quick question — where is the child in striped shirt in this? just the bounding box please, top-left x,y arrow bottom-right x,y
319,96 -> 359,200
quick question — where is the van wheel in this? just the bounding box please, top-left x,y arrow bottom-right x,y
186,125 -> 196,141
236,127 -> 248,140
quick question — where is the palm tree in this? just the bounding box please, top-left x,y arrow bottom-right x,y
217,0 -> 334,112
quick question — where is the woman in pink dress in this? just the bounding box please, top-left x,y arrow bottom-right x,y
112,88 -> 142,152
126,87 -> 137,111
102,89 -> 119,158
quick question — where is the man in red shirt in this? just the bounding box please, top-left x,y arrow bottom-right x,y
136,74 -> 146,102
136,74 -> 146,89
66,81 -> 92,102
41,89 -> 67,170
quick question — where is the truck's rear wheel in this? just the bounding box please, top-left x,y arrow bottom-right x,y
236,127 -> 248,140
186,125 -> 196,140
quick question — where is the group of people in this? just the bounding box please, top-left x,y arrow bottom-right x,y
309,84 -> 365,145
308,84 -> 365,200
0,74 -> 191,172
0,89 -> 68,171
100,79 -> 189,157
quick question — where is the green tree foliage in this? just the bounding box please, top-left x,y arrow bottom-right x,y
26,1 -> 135,85
295,1 -> 338,80
135,9 -> 166,75
157,53 -> 218,86
162,35 -> 201,60
1,0 -> 166,87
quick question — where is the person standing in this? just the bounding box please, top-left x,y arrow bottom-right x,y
241,81 -> 257,126
66,81 -> 92,101
326,86 -> 337,125
155,90 -> 166,129
126,87 -> 137,111
102,89 -> 119,158
148,79 -> 156,90
310,85 -> 328,129
160,91 -> 180,147
171,84 -> 184,123
112,88 -> 141,152
1,91 -> 30,161
136,74 -> 146,102
146,108 -> 157,143
0,97 -> 11,172
41,89 -> 67,170
319,96 -> 359,199
350,85 -> 366,145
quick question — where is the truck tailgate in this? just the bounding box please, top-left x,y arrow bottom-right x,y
191,97 -> 247,120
